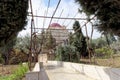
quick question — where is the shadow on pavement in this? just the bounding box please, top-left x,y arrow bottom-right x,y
104,67 -> 120,80
39,68 -> 49,80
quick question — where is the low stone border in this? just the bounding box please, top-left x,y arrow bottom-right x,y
47,61 -> 120,80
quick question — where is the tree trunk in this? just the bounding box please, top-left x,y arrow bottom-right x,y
4,53 -> 9,65
77,52 -> 80,63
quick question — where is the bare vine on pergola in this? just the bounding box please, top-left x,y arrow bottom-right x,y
28,0 -> 97,70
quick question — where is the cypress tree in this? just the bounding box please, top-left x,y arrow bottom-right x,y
0,0 -> 28,47
75,0 -> 120,36
0,0 -> 28,64
72,21 -> 87,61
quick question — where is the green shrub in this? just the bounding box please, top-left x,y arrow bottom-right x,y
55,45 -> 78,62
0,54 -> 4,64
0,63 -> 28,80
95,47 -> 114,58
9,49 -> 28,64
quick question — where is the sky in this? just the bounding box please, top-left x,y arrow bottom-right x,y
19,0 -> 101,39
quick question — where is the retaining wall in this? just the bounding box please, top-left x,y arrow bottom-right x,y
48,61 -> 120,80
26,62 -> 49,80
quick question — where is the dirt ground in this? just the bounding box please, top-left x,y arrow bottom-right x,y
80,56 -> 120,68
0,64 -> 27,80
95,56 -> 120,68
0,65 -> 18,76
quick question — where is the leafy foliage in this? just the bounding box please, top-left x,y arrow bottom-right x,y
92,37 -> 107,48
68,32 -> 74,45
0,37 -> 17,64
75,0 -> 120,36
8,49 -> 28,64
95,47 -> 114,58
0,0 -> 28,47
0,54 -> 4,64
14,35 -> 30,54
55,45 -> 64,61
110,41 -> 120,54
44,31 -> 56,49
55,21 -> 88,62
0,0 -> 28,64
55,45 -> 77,62
91,33 -> 117,48
1,35 -> 31,64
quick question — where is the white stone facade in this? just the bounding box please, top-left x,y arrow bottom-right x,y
47,23 -> 69,45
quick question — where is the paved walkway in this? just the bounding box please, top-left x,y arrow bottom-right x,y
44,64 -> 95,80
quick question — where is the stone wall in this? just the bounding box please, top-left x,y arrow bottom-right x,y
47,61 -> 120,80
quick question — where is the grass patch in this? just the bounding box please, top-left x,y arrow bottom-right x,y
0,63 -> 28,80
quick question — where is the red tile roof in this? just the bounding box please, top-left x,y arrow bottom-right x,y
50,23 -> 62,27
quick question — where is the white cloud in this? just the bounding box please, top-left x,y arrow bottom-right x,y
19,0 -> 101,39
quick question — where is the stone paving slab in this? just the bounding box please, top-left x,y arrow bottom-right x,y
45,64 -> 95,80
26,62 -> 120,80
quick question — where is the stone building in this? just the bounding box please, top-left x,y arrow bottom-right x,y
38,23 -> 70,61
47,23 -> 69,45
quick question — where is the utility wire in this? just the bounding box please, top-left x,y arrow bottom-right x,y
90,21 -> 94,39
61,15 -> 96,46
43,0 -> 50,30
66,12 -> 78,27
29,0 -> 36,33
85,24 -> 88,38
59,2 -> 105,47
56,9 -> 64,23
46,0 -> 50,17
43,10 -> 46,30
28,14 -> 87,20
72,15 -> 96,37
34,27 -> 73,30
29,0 -> 36,32
48,0 -> 61,27
62,13 -> 69,25
38,0 -> 42,10
29,0 -> 36,71
36,10 -> 38,28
